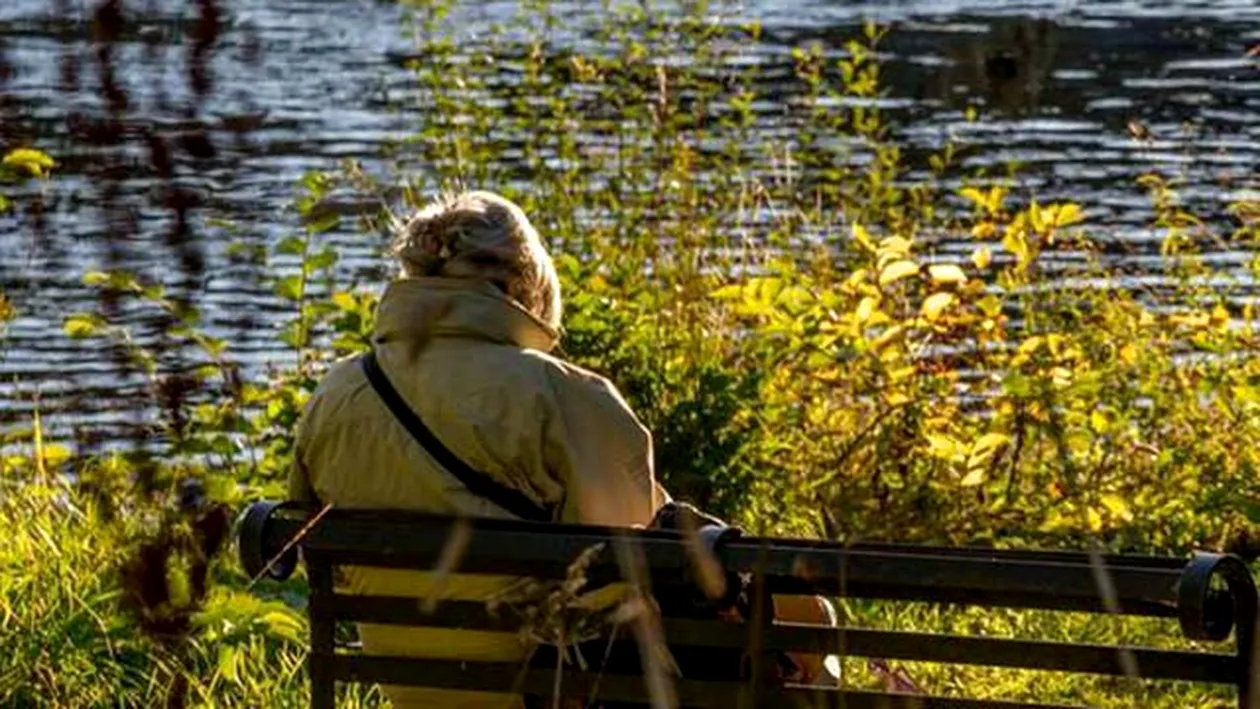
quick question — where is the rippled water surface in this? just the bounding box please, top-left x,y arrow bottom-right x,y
1,0 -> 1258,438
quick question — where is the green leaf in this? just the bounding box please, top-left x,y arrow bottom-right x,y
279,320 -> 307,348
0,194 -> 9,212
305,211 -> 341,235
304,247 -> 338,273
274,275 -> 303,302
2,148 -> 56,177
63,313 -> 104,339
300,170 -> 332,197
260,609 -> 305,643
217,645 -> 241,685
82,271 -> 110,286
275,235 -> 306,256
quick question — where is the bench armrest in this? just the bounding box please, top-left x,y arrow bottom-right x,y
237,500 -> 302,581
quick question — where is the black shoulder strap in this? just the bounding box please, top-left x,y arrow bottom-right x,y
360,350 -> 553,523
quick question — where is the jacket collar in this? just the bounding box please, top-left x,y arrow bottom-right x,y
372,277 -> 559,353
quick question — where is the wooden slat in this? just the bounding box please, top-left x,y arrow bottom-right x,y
319,594 -> 1236,684
331,655 -> 1087,709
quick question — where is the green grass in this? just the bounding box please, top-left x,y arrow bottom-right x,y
0,479 -> 386,707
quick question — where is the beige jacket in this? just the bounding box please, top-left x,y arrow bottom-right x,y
289,277 -> 668,708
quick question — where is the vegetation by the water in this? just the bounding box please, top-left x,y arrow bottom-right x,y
3,1 -> 1259,706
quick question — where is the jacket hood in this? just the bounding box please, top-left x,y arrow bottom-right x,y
372,277 -> 560,353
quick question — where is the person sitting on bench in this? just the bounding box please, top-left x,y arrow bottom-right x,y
288,190 -> 834,709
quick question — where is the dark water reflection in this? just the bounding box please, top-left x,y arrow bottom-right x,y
0,0 -> 1257,441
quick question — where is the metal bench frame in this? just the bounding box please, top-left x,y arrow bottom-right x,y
238,502 -> 1260,708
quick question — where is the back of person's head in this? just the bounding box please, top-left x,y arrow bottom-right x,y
392,190 -> 561,329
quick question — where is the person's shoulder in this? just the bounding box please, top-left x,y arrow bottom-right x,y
520,348 -> 618,393
304,353 -> 369,410
318,352 -> 367,388
520,349 -> 644,425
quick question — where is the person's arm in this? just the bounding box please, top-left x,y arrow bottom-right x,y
543,367 -> 668,527
287,399 -> 321,506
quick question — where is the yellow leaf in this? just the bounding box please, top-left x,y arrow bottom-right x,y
960,187 -> 987,209
1016,336 -> 1045,356
1002,231 -> 1029,269
844,268 -> 870,290
855,296 -> 879,324
1050,202 -> 1084,228
330,291 -> 357,310
884,391 -> 911,407
971,221 -> 997,240
971,247 -> 992,270
878,259 -> 919,287
40,444 -> 72,469
2,148 -> 56,177
1085,507 -> 1103,533
927,264 -> 966,285
1211,303 -> 1230,329
1101,494 -> 1133,522
971,433 -> 1010,459
960,186 -> 1007,215
710,284 -> 743,301
960,466 -> 987,487
852,222 -> 875,252
877,236 -> 912,259
921,292 -> 956,321
1051,366 -> 1073,387
982,186 -> 1008,214
1089,409 -> 1109,434
888,365 -> 915,382
1029,200 -> 1046,233
63,313 -> 103,339
926,434 -> 965,461
871,324 -> 904,352
976,294 -> 1003,317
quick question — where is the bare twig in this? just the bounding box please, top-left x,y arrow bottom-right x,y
418,517 -> 472,614
246,502 -> 333,589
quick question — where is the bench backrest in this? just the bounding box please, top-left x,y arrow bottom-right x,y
238,502 -> 1260,709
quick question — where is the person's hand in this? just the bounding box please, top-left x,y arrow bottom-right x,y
772,595 -> 840,685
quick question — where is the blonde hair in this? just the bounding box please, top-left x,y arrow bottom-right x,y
392,191 -> 561,329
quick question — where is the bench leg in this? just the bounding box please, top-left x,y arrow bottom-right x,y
310,555 -> 336,709
741,544 -> 775,709
1242,612 -> 1259,709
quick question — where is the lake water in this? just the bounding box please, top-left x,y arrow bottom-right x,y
1,0 -> 1258,442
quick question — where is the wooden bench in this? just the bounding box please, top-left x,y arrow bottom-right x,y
238,501 -> 1260,708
